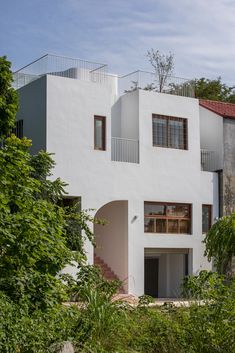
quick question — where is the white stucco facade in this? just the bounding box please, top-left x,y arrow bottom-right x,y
17,72 -> 220,297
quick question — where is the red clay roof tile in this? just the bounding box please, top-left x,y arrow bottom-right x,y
199,99 -> 235,119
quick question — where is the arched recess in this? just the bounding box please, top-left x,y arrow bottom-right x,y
94,200 -> 128,293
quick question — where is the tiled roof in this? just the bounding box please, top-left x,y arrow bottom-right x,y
199,99 -> 235,119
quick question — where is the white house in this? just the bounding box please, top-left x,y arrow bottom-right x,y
14,54 -> 221,298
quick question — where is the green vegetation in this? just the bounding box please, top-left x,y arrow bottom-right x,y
0,56 -> 18,138
0,56 -> 234,352
0,268 -> 234,353
195,77 -> 235,103
204,214 -> 235,275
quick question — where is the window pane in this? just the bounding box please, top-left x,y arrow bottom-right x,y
145,203 -> 166,216
144,218 -> 155,232
95,120 -> 103,149
180,220 -> 190,233
155,219 -> 166,233
167,204 -> 189,217
152,115 -> 187,150
202,205 -> 211,233
153,117 -> 167,146
168,219 -> 178,233
168,120 -> 184,149
94,117 -> 105,150
144,202 -> 191,234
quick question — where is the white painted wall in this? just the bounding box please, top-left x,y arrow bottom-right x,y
199,106 -> 224,170
168,254 -> 185,297
94,201 -> 128,291
18,77 -> 218,297
111,91 -> 139,140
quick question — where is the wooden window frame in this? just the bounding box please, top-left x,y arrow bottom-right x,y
144,201 -> 192,234
202,204 -> 212,234
94,115 -> 106,151
152,114 -> 188,150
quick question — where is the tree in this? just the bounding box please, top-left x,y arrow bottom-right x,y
0,56 -> 18,138
0,136 -> 72,308
0,57 -> 97,310
146,49 -> 174,92
203,213 -> 235,275
0,135 -> 100,309
195,77 -> 235,103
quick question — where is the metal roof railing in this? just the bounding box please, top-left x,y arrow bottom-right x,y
118,70 -> 195,98
13,54 -> 108,89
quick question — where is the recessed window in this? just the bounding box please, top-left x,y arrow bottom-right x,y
94,116 -> 106,150
144,202 -> 191,234
12,120 -> 23,139
152,114 -> 187,150
202,205 -> 212,233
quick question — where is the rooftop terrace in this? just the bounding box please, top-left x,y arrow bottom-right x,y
13,54 -> 195,98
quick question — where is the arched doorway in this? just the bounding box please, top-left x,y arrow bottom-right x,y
94,200 -> 128,293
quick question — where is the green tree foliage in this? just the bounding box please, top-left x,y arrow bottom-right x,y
195,77 -> 235,102
0,56 -> 18,138
203,214 -> 235,275
0,136 -> 72,308
0,292 -> 81,353
0,135 -> 97,309
0,56 -> 99,310
181,271 -> 235,353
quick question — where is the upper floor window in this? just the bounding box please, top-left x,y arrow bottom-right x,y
94,116 -> 106,150
202,204 -> 212,233
12,120 -> 23,139
152,114 -> 187,150
144,202 -> 191,234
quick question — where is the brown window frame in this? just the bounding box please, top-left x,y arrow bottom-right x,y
202,204 -> 212,234
94,116 -> 106,151
152,114 -> 188,150
144,201 -> 192,234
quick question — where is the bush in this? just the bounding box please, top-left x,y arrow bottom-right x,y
0,292 -> 80,353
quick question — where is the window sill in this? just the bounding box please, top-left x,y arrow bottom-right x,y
153,144 -> 188,151
144,232 -> 192,236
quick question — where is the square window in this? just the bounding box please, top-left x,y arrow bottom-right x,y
152,114 -> 187,150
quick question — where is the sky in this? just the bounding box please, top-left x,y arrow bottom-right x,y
1,0 -> 235,84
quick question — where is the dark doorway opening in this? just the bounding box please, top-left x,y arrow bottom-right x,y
144,257 -> 159,297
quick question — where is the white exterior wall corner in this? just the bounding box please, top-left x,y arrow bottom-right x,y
199,106 -> 224,170
111,90 -> 139,139
18,76 -> 218,296
16,76 -> 47,154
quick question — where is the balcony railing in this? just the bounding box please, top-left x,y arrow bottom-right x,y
13,54 -> 108,89
111,137 -> 139,163
118,70 -> 195,98
201,149 -> 218,172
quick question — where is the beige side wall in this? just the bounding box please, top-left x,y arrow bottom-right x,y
223,119 -> 235,215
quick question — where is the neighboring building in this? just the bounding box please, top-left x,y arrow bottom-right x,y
14,54 -> 223,297
199,99 -> 235,276
199,100 -> 235,217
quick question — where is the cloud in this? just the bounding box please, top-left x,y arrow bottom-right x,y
1,0 -> 235,84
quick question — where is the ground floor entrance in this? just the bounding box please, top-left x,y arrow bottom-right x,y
144,258 -> 159,297
144,248 -> 192,298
